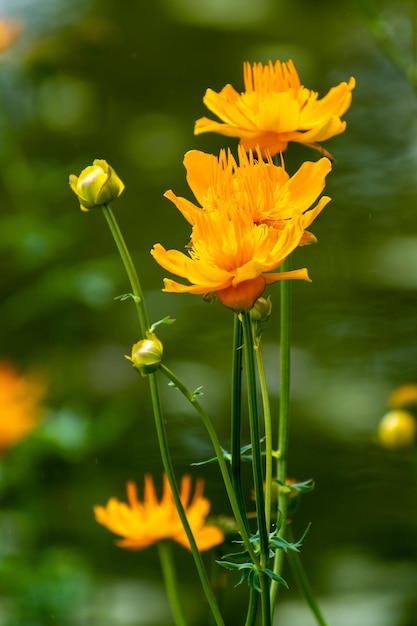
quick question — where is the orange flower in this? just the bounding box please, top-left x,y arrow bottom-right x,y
195,60 -> 355,157
165,146 -> 332,245
0,362 -> 45,453
151,204 -> 309,313
94,474 -> 225,552
0,20 -> 22,54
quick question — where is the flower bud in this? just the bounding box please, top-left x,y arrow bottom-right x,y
377,409 -> 417,449
125,334 -> 163,376
69,159 -> 124,211
250,296 -> 272,323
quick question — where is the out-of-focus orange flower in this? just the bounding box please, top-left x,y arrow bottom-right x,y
152,205 -> 309,313
0,20 -> 23,53
388,384 -> 417,410
195,60 -> 355,157
165,147 -> 332,245
94,474 -> 225,552
0,362 -> 45,453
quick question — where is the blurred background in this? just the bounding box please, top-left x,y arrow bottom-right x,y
0,0 -> 417,624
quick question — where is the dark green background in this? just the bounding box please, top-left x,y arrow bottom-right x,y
0,0 -> 416,624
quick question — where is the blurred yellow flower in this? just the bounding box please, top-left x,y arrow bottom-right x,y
94,474 -> 225,551
0,362 -> 45,453
152,205 -> 309,312
195,60 -> 355,157
165,147 -> 332,245
377,410 -> 416,449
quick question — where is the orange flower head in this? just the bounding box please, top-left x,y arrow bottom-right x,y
165,146 -> 332,245
94,474 -> 225,551
152,204 -> 310,312
195,60 -> 355,157
0,362 -> 45,453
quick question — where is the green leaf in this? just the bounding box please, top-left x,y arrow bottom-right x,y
269,524 -> 311,552
192,386 -> 204,398
114,292 -> 140,302
277,478 -> 315,493
262,568 -> 288,588
220,550 -> 252,564
191,447 -> 231,466
149,316 -> 176,332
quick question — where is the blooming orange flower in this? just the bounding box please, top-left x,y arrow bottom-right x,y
165,146 -> 332,245
94,474 -> 225,551
151,203 -> 309,313
195,60 -> 355,156
0,362 -> 45,453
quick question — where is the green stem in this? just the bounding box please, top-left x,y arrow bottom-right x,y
99,204 -> 224,626
241,312 -> 271,626
252,321 -> 273,534
158,541 -> 189,626
102,205 -> 149,335
231,314 -> 248,531
159,363 -> 258,567
286,527 -> 329,626
148,375 -> 225,626
270,260 -> 291,612
244,587 -> 259,626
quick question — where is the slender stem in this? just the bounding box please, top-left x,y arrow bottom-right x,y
286,527 -> 329,626
230,314 -> 249,531
270,260 -> 291,612
101,204 -> 149,335
158,541 -> 189,626
99,204 -> 224,626
244,587 -> 259,626
159,363 -> 258,567
252,321 -> 273,534
241,312 -> 271,626
148,375 -> 225,626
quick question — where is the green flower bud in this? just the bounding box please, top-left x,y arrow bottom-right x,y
126,334 -> 163,376
250,296 -> 272,322
69,159 -> 125,211
377,409 -> 417,449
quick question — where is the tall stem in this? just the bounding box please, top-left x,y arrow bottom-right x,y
102,205 -> 149,334
230,314 -> 248,531
270,260 -> 291,612
252,323 -> 273,534
286,527 -> 329,626
241,312 -> 271,626
100,204 -> 224,626
158,541 -> 189,626
159,363 -> 258,566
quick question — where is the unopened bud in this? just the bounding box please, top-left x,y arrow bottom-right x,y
69,159 -> 124,211
126,334 -> 163,376
250,296 -> 272,323
377,409 -> 417,449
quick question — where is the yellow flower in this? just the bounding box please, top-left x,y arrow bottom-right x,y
377,410 -> 416,449
94,474 -> 225,552
195,60 -> 355,157
151,205 -> 310,313
165,146 -> 332,245
0,362 -> 45,453
69,159 -> 124,211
